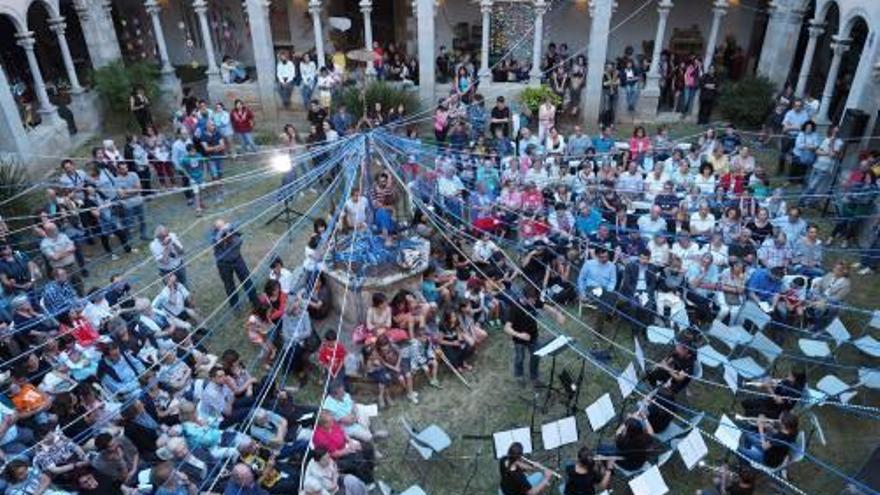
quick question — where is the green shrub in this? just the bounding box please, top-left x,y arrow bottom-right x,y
338,82 -> 420,120
717,76 -> 776,129
518,85 -> 561,115
0,155 -> 38,232
93,61 -> 162,130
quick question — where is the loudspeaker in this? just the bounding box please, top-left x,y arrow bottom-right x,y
838,108 -> 869,141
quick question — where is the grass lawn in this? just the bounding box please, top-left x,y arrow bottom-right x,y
66,122 -> 880,495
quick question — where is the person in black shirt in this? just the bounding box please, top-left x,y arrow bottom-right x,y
490,96 -> 511,138
646,337 -> 695,394
737,411 -> 799,468
609,417 -> 655,471
728,228 -> 757,266
75,467 -> 124,495
212,219 -> 258,309
306,100 -> 327,127
563,446 -> 613,495
0,244 -> 39,298
696,465 -> 756,495
697,65 -> 718,125
502,286 -> 564,387
499,442 -> 553,495
644,387 -> 677,435
741,370 -> 806,419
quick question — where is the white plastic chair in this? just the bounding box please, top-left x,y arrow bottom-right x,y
733,301 -> 771,332
853,335 -> 880,358
797,338 -> 832,358
728,356 -> 766,380
400,487 -> 428,495
814,375 -> 858,404
647,325 -> 675,345
823,318 -> 851,346
858,368 -> 880,390
697,344 -> 728,368
748,332 -> 783,365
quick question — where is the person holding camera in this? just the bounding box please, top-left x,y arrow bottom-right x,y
212,219 -> 258,310
150,225 -> 187,287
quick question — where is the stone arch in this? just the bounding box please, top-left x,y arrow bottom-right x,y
814,0 -> 837,23
24,0 -> 60,23
839,9 -> 870,39
0,8 -> 27,32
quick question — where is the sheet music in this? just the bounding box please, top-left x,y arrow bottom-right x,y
677,428 -> 709,470
634,337 -> 646,372
534,335 -> 572,357
585,393 -> 616,432
493,427 -> 533,459
617,362 -> 638,399
628,465 -> 669,495
714,414 -> 742,451
541,416 -> 578,450
723,364 -> 739,394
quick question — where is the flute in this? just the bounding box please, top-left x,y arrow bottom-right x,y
743,378 -> 781,387
734,414 -> 780,425
593,455 -> 625,461
519,456 -> 563,479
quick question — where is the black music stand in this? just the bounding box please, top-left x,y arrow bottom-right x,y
535,336 -> 584,415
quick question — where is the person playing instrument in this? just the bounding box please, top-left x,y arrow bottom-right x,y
608,417 -> 655,471
563,446 -> 613,495
695,464 -> 756,495
645,387 -> 679,435
741,370 -> 806,419
737,411 -> 799,468
499,442 -> 553,495
646,336 -> 696,395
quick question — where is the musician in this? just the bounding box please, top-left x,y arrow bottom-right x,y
695,465 -> 756,495
645,387 -> 678,435
499,442 -> 554,495
609,417 -> 655,471
563,446 -> 613,495
737,411 -> 799,468
645,336 -> 696,395
741,370 -> 806,419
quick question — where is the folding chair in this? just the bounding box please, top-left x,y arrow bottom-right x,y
647,325 -> 675,345
823,318 -> 851,346
761,431 -> 806,481
747,332 -> 783,368
858,368 -> 880,390
654,411 -> 705,444
733,301 -> 771,333
853,335 -> 880,358
614,461 -> 651,478
811,375 -> 859,404
708,319 -> 753,351
400,487 -> 428,495
697,344 -> 728,368
728,356 -> 766,380
400,417 -> 452,482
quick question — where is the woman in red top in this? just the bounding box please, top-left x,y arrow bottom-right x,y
59,307 -> 100,347
230,99 -> 257,154
312,411 -> 375,483
628,126 -> 652,164
264,279 -> 287,328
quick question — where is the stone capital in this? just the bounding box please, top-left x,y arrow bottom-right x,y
15,31 -> 37,50
308,0 -> 321,15
713,0 -> 728,8
144,0 -> 161,15
359,0 -> 371,12
657,0 -> 672,14
101,0 -> 113,14
830,36 -> 851,56
807,23 -> 824,38
48,17 -> 67,32
193,0 -> 208,15
533,0 -> 547,15
480,0 -> 492,14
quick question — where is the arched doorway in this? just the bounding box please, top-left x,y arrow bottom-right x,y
830,14 -> 867,122
0,14 -> 39,128
27,0 -> 66,90
59,0 -> 92,85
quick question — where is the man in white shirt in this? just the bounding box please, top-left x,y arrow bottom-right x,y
343,188 -> 369,230
150,225 -> 187,286
637,206 -> 667,240
276,51 -> 297,108
269,257 -> 295,294
671,230 -> 702,272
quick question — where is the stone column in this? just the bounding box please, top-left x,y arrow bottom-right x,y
0,60 -> 30,160
816,37 -> 850,125
309,0 -> 326,68
795,20 -> 824,98
193,0 -> 220,80
528,0 -> 547,85
144,0 -> 174,74
16,32 -> 60,123
478,0 -> 492,84
637,0 -> 672,118
74,0 -> 121,68
48,17 -> 84,94
244,0 -> 279,121
757,0 -> 805,88
416,0 -> 435,104
360,0 -> 375,75
583,0 -> 613,124
703,0 -> 727,69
